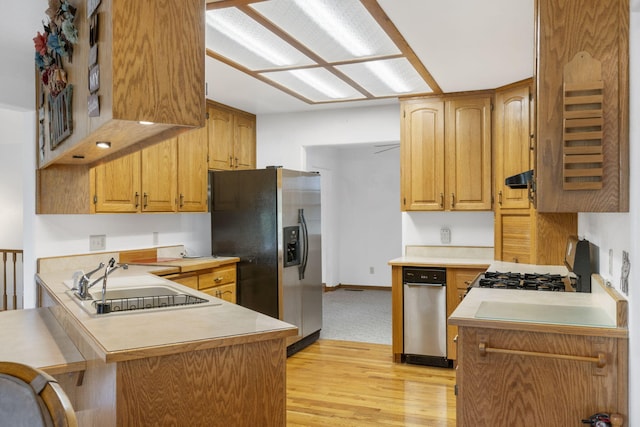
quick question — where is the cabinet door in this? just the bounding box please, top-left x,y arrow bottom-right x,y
495,83 -> 531,210
446,268 -> 485,361
495,209 -> 532,263
141,138 -> 177,212
234,114 -> 256,170
201,283 -> 236,303
207,105 -> 233,170
400,100 -> 445,211
177,126 -> 208,212
94,152 -> 141,213
445,97 -> 492,210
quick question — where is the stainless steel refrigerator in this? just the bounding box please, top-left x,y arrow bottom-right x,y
209,167 -> 322,355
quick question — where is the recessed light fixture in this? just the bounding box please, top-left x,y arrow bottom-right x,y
96,141 -> 111,149
139,121 -> 154,125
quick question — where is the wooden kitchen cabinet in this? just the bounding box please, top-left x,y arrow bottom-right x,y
494,80 -> 532,210
535,0 -> 629,212
456,326 -> 628,426
92,127 -> 208,213
400,94 -> 491,211
445,267 -> 484,361
207,102 -> 256,171
177,125 -> 208,212
166,264 -> 237,304
493,80 -> 577,264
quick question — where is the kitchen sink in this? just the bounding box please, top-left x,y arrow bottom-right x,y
68,283 -> 220,316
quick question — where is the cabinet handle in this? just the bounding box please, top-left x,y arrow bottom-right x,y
135,192 -> 139,208
179,194 -> 184,208
440,193 -> 444,208
451,193 -> 455,208
478,342 -> 606,368
458,294 -> 464,301
498,190 -> 502,206
143,192 -> 148,208
235,157 -> 239,168
229,156 -> 233,167
513,257 -> 519,263
214,276 -> 223,282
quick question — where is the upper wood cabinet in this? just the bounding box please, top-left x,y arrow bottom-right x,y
401,95 -> 491,211
494,81 -> 532,210
37,0 -> 205,169
535,0 -> 629,212
177,126 -> 208,212
93,129 -> 208,214
207,102 -> 256,171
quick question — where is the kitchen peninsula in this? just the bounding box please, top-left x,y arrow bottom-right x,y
26,247 -> 297,427
450,274 -> 628,426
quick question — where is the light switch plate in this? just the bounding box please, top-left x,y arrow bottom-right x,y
89,234 -> 106,251
440,227 -> 451,244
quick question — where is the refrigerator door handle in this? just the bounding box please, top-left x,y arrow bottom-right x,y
298,208 -> 309,280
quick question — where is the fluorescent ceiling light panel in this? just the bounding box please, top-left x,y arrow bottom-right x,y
206,8 -> 312,69
337,58 -> 432,97
262,68 -> 364,102
250,0 -> 400,63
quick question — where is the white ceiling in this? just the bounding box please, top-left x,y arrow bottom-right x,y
206,0 -> 535,115
2,1 -> 533,115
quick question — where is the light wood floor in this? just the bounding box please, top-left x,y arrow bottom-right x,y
286,340 -> 456,426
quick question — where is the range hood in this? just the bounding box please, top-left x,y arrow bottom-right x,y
505,170 -> 533,189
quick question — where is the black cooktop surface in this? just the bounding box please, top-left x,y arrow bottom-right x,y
477,271 -> 567,292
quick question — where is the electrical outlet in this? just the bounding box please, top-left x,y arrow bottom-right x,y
440,227 -> 451,244
369,266 -> 374,274
89,234 -> 106,251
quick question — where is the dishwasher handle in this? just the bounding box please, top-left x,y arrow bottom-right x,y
404,282 -> 445,287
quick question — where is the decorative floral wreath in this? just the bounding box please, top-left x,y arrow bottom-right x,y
33,0 -> 78,97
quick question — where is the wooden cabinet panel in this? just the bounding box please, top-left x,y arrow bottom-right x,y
400,100 -> 446,211
141,138 -> 177,212
494,82 -> 532,210
401,94 -> 491,211
234,114 -> 257,170
199,267 -> 236,290
177,127 -> 208,212
207,105 -> 234,170
535,0 -> 629,212
169,274 -> 198,290
456,326 -> 627,426
201,283 -> 236,304
207,102 -> 256,171
446,268 -> 485,361
495,210 -> 532,264
445,97 -> 492,210
94,152 -> 141,213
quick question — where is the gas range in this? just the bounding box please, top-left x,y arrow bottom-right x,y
477,271 -> 568,292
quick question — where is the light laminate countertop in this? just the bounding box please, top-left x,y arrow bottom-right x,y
388,256 -> 492,268
0,307 -> 86,375
36,265 -> 297,363
449,277 -> 627,338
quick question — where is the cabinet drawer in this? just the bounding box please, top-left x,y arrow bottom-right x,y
199,266 -> 236,290
201,283 -> 236,304
163,273 -> 198,290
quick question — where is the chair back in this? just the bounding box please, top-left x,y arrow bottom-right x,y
0,361 -> 77,427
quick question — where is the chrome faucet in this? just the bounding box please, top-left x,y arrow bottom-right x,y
73,258 -> 128,300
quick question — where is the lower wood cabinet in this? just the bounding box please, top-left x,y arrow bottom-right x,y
456,325 -> 628,426
166,263 -> 237,304
445,267 -> 485,361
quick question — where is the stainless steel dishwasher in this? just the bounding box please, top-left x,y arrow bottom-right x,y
402,267 -> 451,368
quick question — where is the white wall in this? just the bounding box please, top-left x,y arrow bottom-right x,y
3,105 -> 213,308
402,212 -> 494,248
307,143 -> 402,287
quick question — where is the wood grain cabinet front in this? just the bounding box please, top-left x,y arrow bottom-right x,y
535,0 -> 629,212
400,94 -> 492,211
445,268 -> 484,361
92,126 -> 208,213
164,264 -> 237,304
207,102 -> 256,171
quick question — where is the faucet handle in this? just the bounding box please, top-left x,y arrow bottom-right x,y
86,262 -> 105,279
